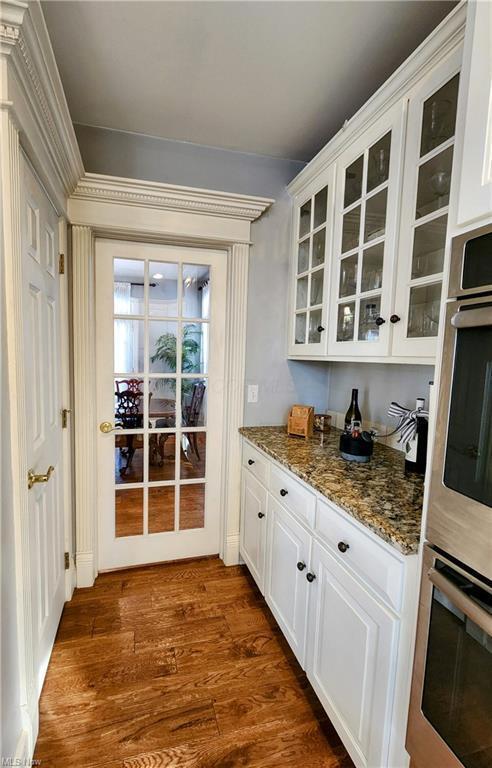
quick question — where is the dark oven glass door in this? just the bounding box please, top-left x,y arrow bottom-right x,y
422,559 -> 492,768
444,302 -> 492,506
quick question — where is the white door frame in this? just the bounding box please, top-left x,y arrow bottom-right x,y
68,174 -> 272,586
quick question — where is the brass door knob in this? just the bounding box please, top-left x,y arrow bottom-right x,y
28,465 -> 54,490
99,421 -> 122,434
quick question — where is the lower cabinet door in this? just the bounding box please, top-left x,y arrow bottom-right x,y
306,541 -> 398,768
265,496 -> 311,667
240,470 -> 267,592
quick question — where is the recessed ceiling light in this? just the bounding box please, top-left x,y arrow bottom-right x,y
152,273 -> 163,279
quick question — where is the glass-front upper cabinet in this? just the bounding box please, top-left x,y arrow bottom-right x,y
328,102 -> 406,357
392,53 -> 461,358
289,165 -> 335,356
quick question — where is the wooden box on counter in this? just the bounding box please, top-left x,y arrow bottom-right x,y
287,404 -> 314,438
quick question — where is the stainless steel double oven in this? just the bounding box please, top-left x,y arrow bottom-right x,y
407,224 -> 492,768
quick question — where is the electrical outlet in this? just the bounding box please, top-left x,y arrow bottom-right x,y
247,384 -> 259,403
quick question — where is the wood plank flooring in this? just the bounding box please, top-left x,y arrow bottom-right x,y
35,557 -> 354,768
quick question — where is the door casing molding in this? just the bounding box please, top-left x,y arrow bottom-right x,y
69,175 -> 272,586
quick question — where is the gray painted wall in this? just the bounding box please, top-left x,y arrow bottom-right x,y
75,124 -> 330,424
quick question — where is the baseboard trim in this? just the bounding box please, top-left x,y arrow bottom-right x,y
75,551 -> 95,588
224,533 -> 240,566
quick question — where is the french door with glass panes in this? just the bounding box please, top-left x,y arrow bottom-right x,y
328,102 -> 406,357
392,52 -> 460,358
95,240 -> 226,570
289,165 -> 335,356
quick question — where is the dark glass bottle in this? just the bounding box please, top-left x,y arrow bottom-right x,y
405,398 -> 429,475
344,388 -> 362,430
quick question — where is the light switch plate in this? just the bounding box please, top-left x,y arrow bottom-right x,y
247,384 -> 259,403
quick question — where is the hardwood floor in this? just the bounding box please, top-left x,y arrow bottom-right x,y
35,557 -> 354,768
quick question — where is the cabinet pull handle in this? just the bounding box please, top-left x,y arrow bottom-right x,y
280,488 -> 288,497
375,317 -> 386,326
317,325 -> 325,333
297,561 -> 306,571
390,314 -> 401,324
248,459 -> 255,465
257,512 -> 265,519
306,572 -> 316,583
337,541 -> 350,553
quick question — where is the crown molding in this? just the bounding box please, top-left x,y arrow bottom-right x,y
1,0 -> 84,205
70,173 -> 273,222
288,1 -> 467,199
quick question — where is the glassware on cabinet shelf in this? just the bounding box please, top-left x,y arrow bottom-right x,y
416,146 -> 453,218
358,296 -> 381,341
310,269 -> 324,306
364,188 -> 387,243
361,243 -> 384,292
299,200 -> 311,239
342,206 -> 361,253
407,282 -> 442,338
296,276 -> 308,309
411,215 -> 447,279
308,309 -> 323,344
339,254 -> 358,298
367,132 -> 391,192
314,186 -> 328,228
312,228 -> 326,267
344,156 -> 364,208
295,313 -> 307,344
297,239 -> 309,274
420,74 -> 459,156
337,302 -> 355,341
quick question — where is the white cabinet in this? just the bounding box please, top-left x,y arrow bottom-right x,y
456,0 -> 492,228
392,51 -> 462,359
306,541 -> 397,768
328,102 -> 406,357
240,470 -> 267,592
288,165 -> 335,356
265,496 -> 311,666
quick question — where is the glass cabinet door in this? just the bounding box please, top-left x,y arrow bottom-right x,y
291,171 -> 333,354
393,54 -> 460,358
329,102 -> 404,356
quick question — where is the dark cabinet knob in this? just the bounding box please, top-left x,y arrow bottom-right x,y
280,488 -> 288,497
375,317 -> 386,326
257,512 -> 265,519
337,541 -> 350,553
248,459 -> 255,465
297,561 -> 306,571
306,572 -> 316,583
390,315 -> 401,324
317,325 -> 325,333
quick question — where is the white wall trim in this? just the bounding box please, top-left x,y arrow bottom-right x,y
69,180 -> 271,584
72,172 -> 274,221
288,1 -> 467,199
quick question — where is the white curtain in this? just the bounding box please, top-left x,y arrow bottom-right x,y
114,282 -> 133,372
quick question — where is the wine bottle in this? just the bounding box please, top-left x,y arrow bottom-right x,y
405,398 -> 428,475
344,388 -> 362,430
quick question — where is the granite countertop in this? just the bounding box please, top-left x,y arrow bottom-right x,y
239,426 -> 424,555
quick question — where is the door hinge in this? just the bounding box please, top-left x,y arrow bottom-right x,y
64,552 -> 70,570
59,253 -> 65,275
61,408 -> 71,429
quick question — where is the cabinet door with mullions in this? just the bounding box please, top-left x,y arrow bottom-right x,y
290,165 -> 335,356
392,52 -> 461,359
328,101 -> 406,357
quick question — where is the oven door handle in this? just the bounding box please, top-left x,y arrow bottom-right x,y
451,305 -> 492,329
428,567 -> 492,635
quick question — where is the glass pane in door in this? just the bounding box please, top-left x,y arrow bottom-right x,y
115,488 -> 143,537
411,216 -> 447,278
295,313 -> 307,344
312,228 -> 326,267
337,302 -> 355,341
308,309 -> 322,344
180,484 -> 205,530
416,146 -> 453,218
181,432 -> 206,479
358,296 -> 381,341
367,132 -> 391,192
297,239 -> 310,273
364,189 -> 387,243
342,206 -> 361,253
114,320 -> 144,373
361,244 -> 384,292
182,323 -> 208,374
299,200 -> 311,238
149,321 -> 178,373
148,486 -> 175,534
339,254 -> 358,297
314,186 -> 328,228
420,74 -> 460,156
148,433 -> 175,481
407,283 -> 441,337
149,262 -> 178,316
310,269 -> 324,306
114,259 -> 144,314
344,156 -> 363,208
183,264 -> 210,319
182,378 -> 207,427
296,277 -> 308,309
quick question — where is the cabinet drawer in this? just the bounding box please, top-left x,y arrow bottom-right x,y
242,442 -> 269,487
269,465 -> 315,528
315,497 -> 404,612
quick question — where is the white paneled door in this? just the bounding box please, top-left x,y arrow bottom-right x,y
95,240 -> 226,570
21,155 -> 65,694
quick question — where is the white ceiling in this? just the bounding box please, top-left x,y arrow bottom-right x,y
42,0 -> 456,162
